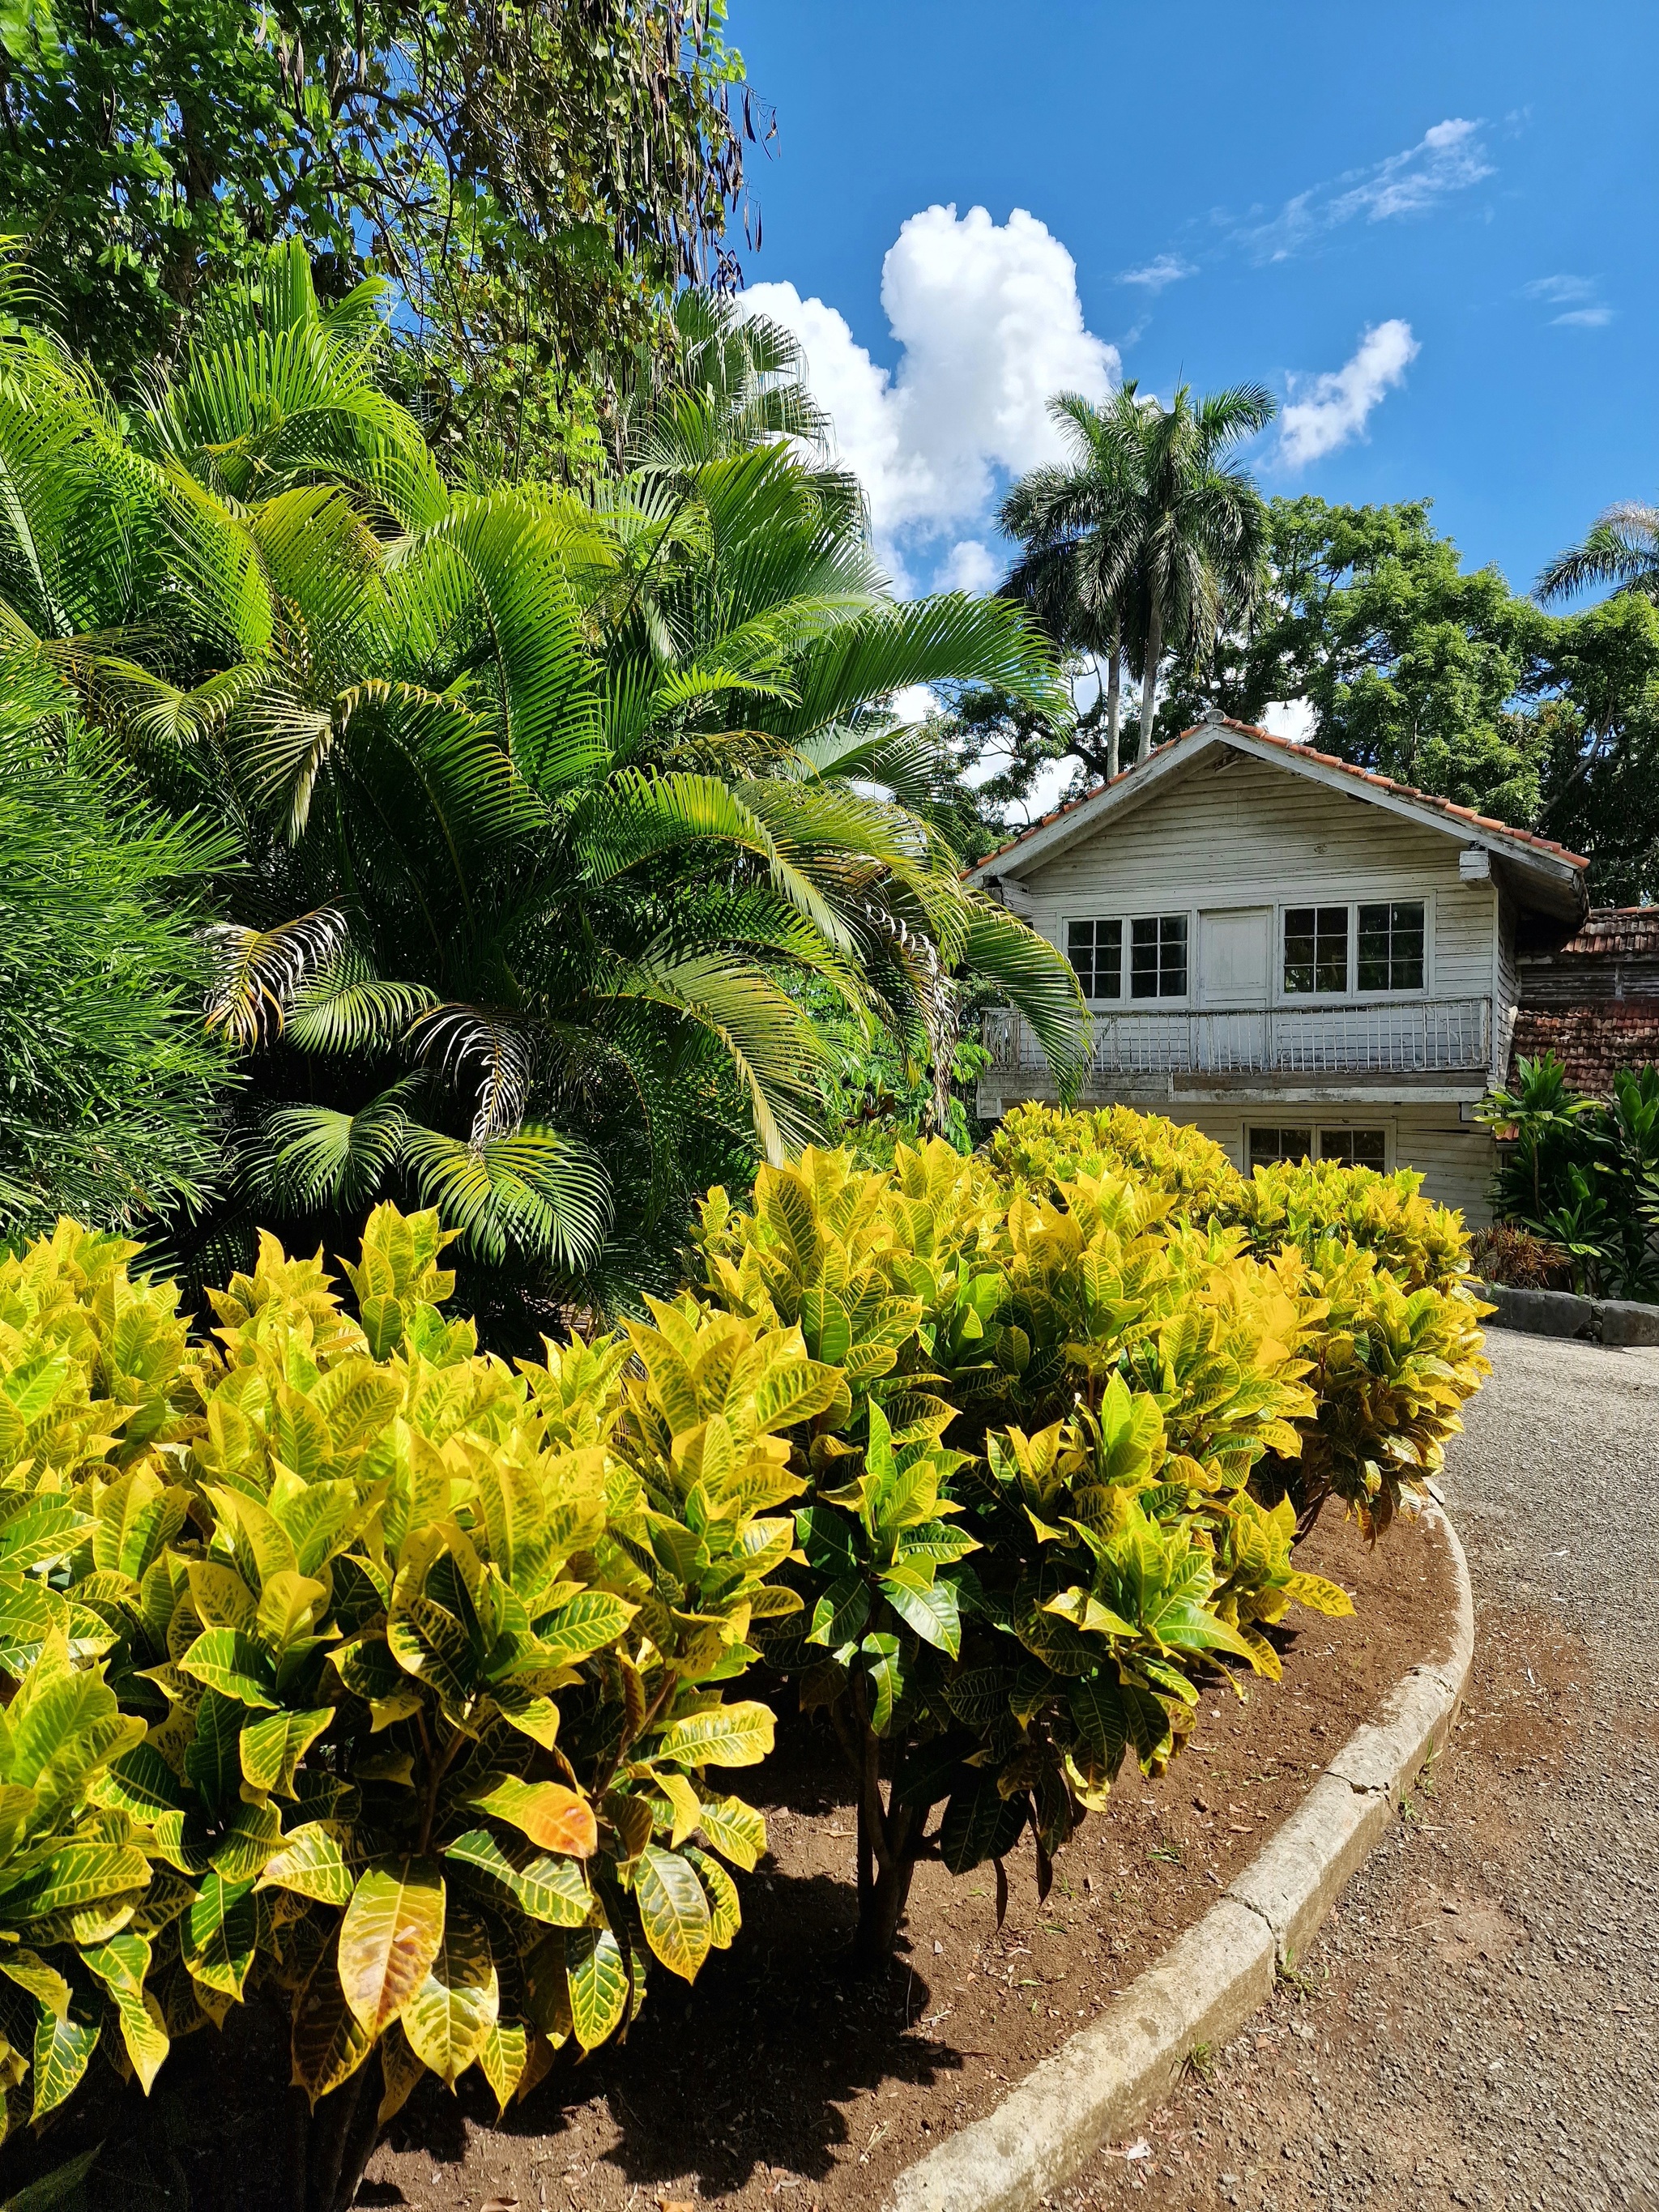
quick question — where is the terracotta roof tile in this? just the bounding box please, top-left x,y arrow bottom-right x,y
1509,1007 -> 1659,1098
1550,906 -> 1659,960
968,714 -> 1589,876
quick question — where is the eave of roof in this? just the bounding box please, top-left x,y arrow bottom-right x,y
964,714 -> 1589,880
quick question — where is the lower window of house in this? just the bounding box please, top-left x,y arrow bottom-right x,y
1248,1126 -> 1387,1170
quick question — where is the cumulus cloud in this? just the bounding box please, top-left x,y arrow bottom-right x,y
936,539 -> 1001,595
743,204 -> 1117,573
1522,275 -> 1614,328
1277,321 -> 1420,469
1240,119 -> 1493,262
1119,254 -> 1195,291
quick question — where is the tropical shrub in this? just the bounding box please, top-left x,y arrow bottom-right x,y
0,1208 -> 810,2207
1479,1055 -> 1659,1300
1237,1157 -> 1469,1290
989,1102 -> 1245,1217
1466,1222 -> 1572,1291
690,1141 -> 1376,1957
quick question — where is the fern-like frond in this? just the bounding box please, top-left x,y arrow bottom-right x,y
400,1122 -> 612,1268
407,1004 -> 533,1142
203,906 -> 349,1047
283,951 -> 437,1055
254,1083 -> 416,1208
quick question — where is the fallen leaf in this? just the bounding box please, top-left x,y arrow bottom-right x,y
481,2199 -> 519,2210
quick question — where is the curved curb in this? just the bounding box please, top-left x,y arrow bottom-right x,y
886,1502 -> 1475,2212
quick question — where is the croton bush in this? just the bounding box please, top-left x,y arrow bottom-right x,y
0,1110 -> 1489,2202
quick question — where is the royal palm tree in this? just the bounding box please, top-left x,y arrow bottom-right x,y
1537,500 -> 1659,607
1128,381 -> 1276,762
0,245 -> 1086,1315
1000,385 -> 1148,780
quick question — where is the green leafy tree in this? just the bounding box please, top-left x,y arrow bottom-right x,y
0,0 -> 754,464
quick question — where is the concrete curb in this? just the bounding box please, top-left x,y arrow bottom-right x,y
886,1503 -> 1475,2212
1473,1279 -> 1659,1348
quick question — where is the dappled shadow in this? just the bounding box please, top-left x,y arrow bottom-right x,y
382,1865 -> 964,2197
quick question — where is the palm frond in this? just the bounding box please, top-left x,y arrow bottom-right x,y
283,951 -> 437,1055
399,1122 -> 612,1268
959,892 -> 1091,1096
203,906 -> 349,1047
254,1083 -> 416,1208
407,1004 -> 533,1142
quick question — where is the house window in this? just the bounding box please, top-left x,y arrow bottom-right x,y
1130,914 -> 1188,999
1318,1127 -> 1388,1170
1357,901 -> 1426,992
1067,918 -> 1123,1000
1283,906 -> 1349,995
1248,1127 -> 1313,1170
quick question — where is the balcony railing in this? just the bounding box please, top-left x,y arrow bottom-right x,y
984,997 -> 1492,1080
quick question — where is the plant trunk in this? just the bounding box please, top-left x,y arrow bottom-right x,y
1137,600 -> 1163,763
842,1683 -> 926,1972
303,2062 -> 381,2212
1106,635 -> 1122,780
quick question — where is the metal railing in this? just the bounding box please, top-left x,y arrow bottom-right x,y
983,997 -> 1493,1080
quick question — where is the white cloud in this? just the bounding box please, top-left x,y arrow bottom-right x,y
889,684 -> 939,725
1278,320 -> 1420,468
1260,698 -> 1318,744
936,539 -> 1000,595
743,204 -> 1118,577
1522,275 -> 1614,329
1240,119 -> 1493,262
1119,254 -> 1195,291
1523,274 -> 1596,305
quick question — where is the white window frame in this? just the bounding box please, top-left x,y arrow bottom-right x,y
1060,907 -> 1195,1008
1275,896 -> 1432,1006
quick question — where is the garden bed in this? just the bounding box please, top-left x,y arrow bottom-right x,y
58,1506 -> 1457,2212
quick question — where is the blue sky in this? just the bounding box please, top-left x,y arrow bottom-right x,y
725,0 -> 1657,606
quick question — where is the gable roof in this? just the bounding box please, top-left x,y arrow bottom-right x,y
965,712 -> 1589,914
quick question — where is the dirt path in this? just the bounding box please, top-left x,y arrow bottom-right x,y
1069,1326 -> 1659,2212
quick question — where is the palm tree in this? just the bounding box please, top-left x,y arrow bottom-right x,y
0,246 -> 1087,1316
1000,385 -> 1148,780
1128,381 -> 1276,762
1537,501 -> 1659,607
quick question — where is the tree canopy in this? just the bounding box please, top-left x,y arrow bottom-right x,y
0,0 -> 757,464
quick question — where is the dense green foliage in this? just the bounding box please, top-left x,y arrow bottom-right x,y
0,245 -> 1083,1318
0,672 -> 235,1242
691,1111 -> 1486,1954
0,0 -> 754,468
1478,1055 -> 1659,1300
0,1110 -> 1485,2187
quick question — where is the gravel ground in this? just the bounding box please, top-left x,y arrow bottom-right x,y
1066,1325 -> 1659,2212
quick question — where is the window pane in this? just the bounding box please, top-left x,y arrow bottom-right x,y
1356,901 -> 1424,991
1318,1128 -> 1387,1169
1128,914 -> 1188,998
1248,1126 -> 1312,1170
1159,914 -> 1188,996
1068,918 -> 1122,999
1283,906 -> 1348,994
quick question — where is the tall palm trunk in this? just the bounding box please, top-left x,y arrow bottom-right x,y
1105,630 -> 1123,780
1136,598 -> 1163,764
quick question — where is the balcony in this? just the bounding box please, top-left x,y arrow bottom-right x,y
983,996 -> 1493,1088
